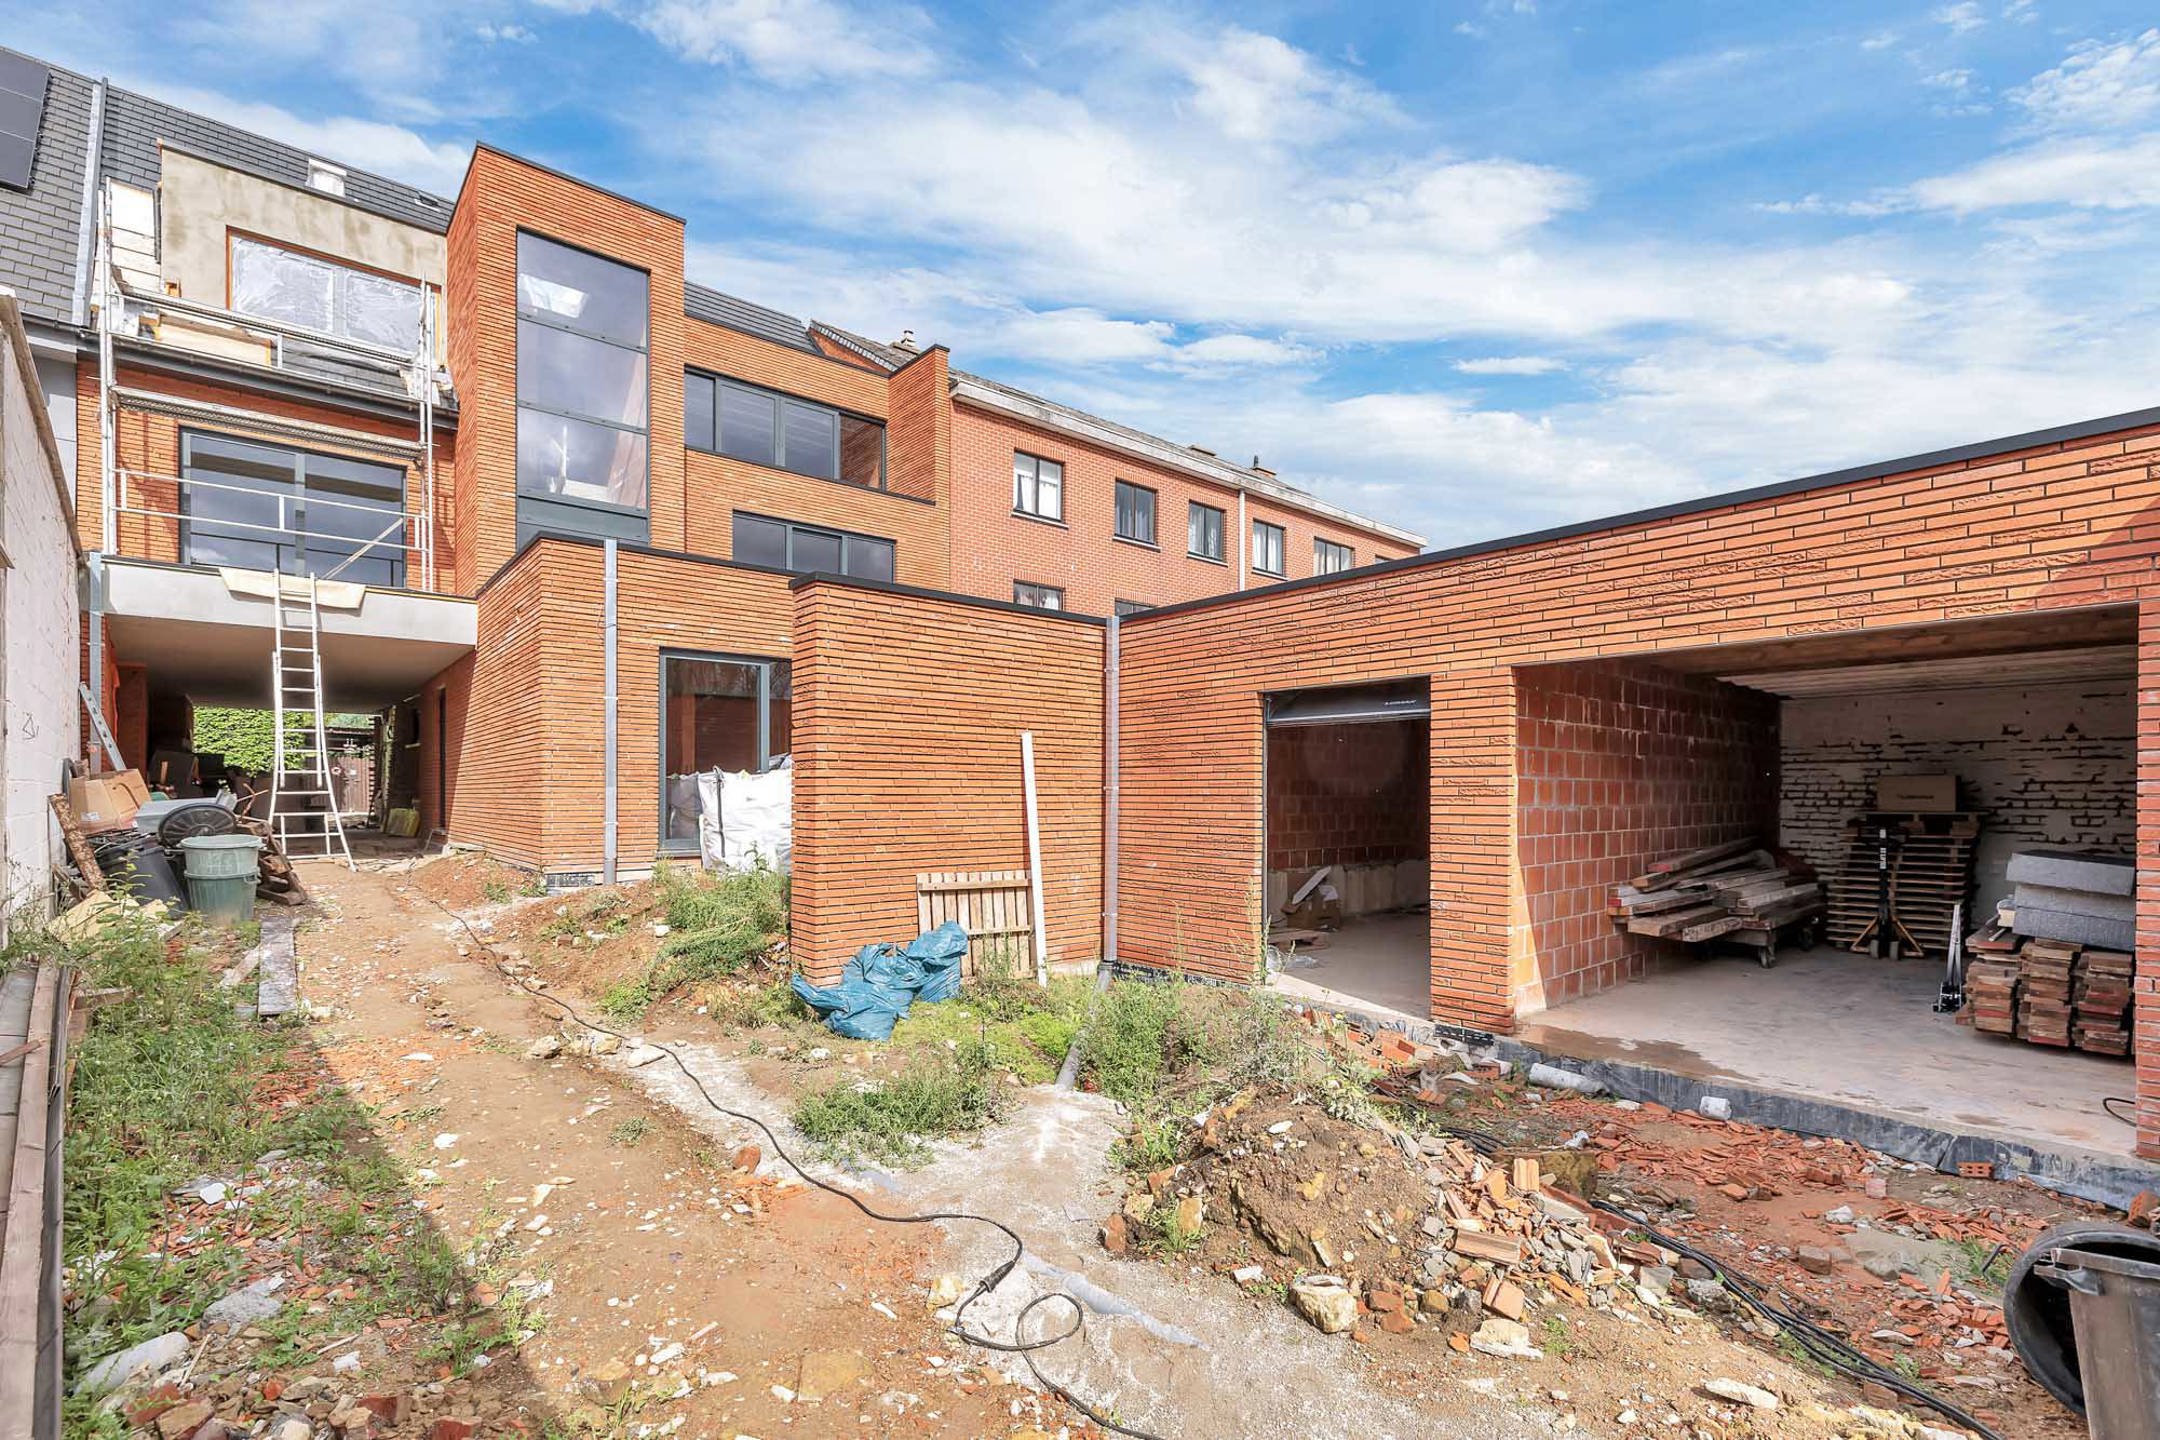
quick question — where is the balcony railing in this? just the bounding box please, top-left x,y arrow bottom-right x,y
109,467 -> 430,590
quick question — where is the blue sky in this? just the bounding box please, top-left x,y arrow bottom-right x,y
13,1 -> 2160,546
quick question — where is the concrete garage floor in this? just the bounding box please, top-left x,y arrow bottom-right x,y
1271,911 -> 1432,1022
1516,945 -> 2137,1157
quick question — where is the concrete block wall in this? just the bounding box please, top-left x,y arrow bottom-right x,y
1780,679 -> 2135,915
1512,659 -> 1780,1013
1266,720 -> 1427,871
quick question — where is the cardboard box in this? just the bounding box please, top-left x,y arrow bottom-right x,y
65,769 -> 148,834
1875,774 -> 1957,812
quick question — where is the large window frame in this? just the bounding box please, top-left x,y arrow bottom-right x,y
731,511 -> 896,581
178,429 -> 407,587
1188,501 -> 1226,563
659,649 -> 791,855
1013,452 -> 1064,522
1252,519 -> 1287,578
685,370 -> 887,490
227,231 -> 427,351
1113,480 -> 1157,546
1314,537 -> 1355,575
514,230 -> 651,518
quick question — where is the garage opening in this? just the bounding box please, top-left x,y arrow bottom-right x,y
1262,679 -> 1432,1021
1511,608 -> 2141,1160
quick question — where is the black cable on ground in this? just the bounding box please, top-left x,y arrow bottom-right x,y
417,892 -> 1166,1440
2101,1096 -> 2137,1126
1375,1091 -> 2007,1440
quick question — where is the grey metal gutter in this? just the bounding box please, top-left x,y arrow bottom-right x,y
602,539 -> 618,886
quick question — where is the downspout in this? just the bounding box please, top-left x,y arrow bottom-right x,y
1102,611 -> 1119,969
68,80 -> 105,330
1236,492 -> 1249,590
602,538 -> 618,885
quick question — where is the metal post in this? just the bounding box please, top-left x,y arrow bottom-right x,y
1021,730 -> 1049,984
83,554 -> 104,766
1236,492 -> 1249,590
419,289 -> 436,590
94,191 -> 115,555
602,538 -> 618,885
1103,613 -> 1119,968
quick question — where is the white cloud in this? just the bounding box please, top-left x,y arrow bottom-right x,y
1908,132 -> 2160,211
636,0 -> 935,82
2003,0 -> 2038,22
151,85 -> 472,194
1167,334 -> 1318,369
1860,31 -> 1899,51
1933,3 -> 1986,35
475,22 -> 535,43
2012,28 -> 2160,131
1455,355 -> 1567,375
1180,25 -> 1400,143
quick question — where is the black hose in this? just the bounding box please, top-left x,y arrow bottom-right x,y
418,891 -> 1168,1440
1387,1100 -> 2007,1440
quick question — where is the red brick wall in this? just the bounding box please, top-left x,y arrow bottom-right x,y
1114,416 -> 2160,1165
886,347 -> 948,506
416,653 -> 471,840
1512,659 -> 1778,1011
2137,600 -> 2160,1155
791,579 -> 1104,982
1266,721 -> 1428,871
948,401 -> 1418,615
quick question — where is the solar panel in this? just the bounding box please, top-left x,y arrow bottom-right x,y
0,50 -> 49,191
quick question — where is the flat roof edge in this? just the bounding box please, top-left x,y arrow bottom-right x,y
1126,402 -> 2160,625
788,570 -> 1110,626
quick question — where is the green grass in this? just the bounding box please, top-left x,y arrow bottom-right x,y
609,1115 -> 652,1146
1540,1314 -> 1575,1358
792,1037 -> 1008,1165
885,974 -> 1090,1086
598,864 -> 789,1018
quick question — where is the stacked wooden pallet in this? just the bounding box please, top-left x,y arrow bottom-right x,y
1823,812 -> 1981,960
2016,939 -> 2077,1047
1609,839 -> 1825,942
2073,949 -> 2135,1056
1964,956 -> 2020,1035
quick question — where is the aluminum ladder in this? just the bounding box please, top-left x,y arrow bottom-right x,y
267,575 -> 354,869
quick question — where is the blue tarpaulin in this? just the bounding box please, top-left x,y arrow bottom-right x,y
791,921 -> 969,1040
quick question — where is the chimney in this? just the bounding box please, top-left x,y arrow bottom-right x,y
892,328 -> 917,352
1251,455 -> 1275,477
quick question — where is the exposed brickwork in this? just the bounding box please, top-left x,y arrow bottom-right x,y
415,653 -> 471,840
1780,680 -> 2134,914
1266,721 -> 1427,871
948,402 -> 1418,615
2137,601 -> 2160,1157
886,348 -> 949,506
1114,418 -> 2160,1159
1512,660 -> 1778,1013
791,580 -> 1104,983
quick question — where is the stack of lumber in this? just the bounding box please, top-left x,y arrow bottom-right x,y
1824,812 -> 1980,960
2072,949 -> 2134,1056
2015,939 -> 2077,1047
1964,956 -> 2020,1035
1609,839 -> 1824,942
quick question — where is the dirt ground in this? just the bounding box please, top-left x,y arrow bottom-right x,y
156,854 -> 2117,1440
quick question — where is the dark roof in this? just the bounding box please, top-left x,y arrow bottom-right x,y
808,320 -> 915,369
683,280 -> 816,353
98,85 -> 453,233
0,53 -> 93,324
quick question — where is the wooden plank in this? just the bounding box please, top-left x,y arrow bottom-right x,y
1647,838 -> 1758,875
1678,914 -> 1749,942
46,796 -> 105,892
1628,904 -> 1724,938
0,965 -> 60,1436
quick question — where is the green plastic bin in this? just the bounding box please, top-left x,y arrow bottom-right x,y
180,834 -> 262,925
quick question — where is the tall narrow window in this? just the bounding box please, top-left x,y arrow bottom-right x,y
1013,453 -> 1063,521
1188,501 -> 1225,562
661,652 -> 791,852
516,232 -> 649,512
1252,519 -> 1286,577
1114,480 -> 1157,545
1315,537 -> 1354,575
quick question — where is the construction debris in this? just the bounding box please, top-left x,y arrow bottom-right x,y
1608,840 -> 1825,950
1962,937 -> 2132,1056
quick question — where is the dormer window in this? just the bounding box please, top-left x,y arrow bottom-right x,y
306,158 -> 346,196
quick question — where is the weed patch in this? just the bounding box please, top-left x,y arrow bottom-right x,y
792,1038 -> 1008,1165
598,864 -> 789,1019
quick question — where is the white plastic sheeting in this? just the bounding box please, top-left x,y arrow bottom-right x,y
697,756 -> 791,873
230,235 -> 423,350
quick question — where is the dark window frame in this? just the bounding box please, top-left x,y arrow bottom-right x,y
1013,580 -> 1066,610
1188,500 -> 1226,563
1252,519 -> 1287,577
1113,598 -> 1150,617
177,427 -> 407,587
1314,537 -> 1355,575
731,511 -> 896,581
514,228 -> 652,519
658,648 -> 791,855
685,369 -> 888,490
1113,479 -> 1158,546
1013,451 -> 1064,522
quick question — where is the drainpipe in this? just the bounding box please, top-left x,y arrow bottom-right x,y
1236,492 -> 1249,590
1103,612 -> 1119,969
602,538 -> 618,885
84,554 -> 103,765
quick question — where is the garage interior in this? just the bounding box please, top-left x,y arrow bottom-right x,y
1512,607 -> 2141,1157
1261,679 -> 1433,1020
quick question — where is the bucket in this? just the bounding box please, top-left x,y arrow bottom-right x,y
2034,1246 -> 2160,1440
180,835 -> 262,925
88,828 -> 187,907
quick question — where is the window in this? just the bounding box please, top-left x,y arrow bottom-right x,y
1014,581 -> 1065,610
1113,480 -> 1157,545
229,234 -> 423,350
661,653 -> 791,852
1113,598 -> 1150,617
1013,453 -> 1063,521
180,430 -> 406,586
732,513 -> 895,581
1315,538 -> 1355,575
516,232 -> 649,511
1188,501 -> 1225,562
684,372 -> 886,488
1252,519 -> 1286,577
